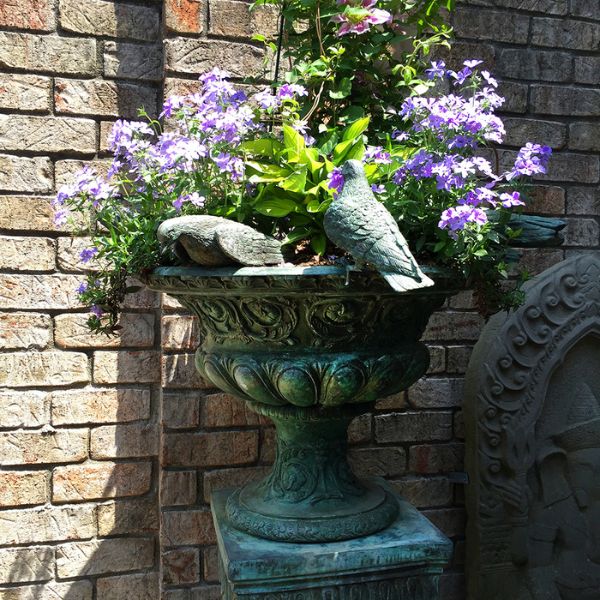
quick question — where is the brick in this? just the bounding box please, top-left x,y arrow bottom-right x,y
446,346 -> 473,374
163,391 -> 200,429
0,74 -> 50,112
0,236 -> 54,272
55,236 -> 103,273
564,217 -> 600,246
59,0 -> 160,41
567,187 -> 600,215
515,248 -> 565,276
570,0 -> 600,18
408,377 -> 464,409
542,152 -> 600,183
503,117 -> 567,150
0,0 -> 56,30
91,422 -> 158,459
55,79 -> 158,119
202,466 -> 270,502
0,196 -> 84,232
375,411 -> 453,443
162,314 -> 200,351
0,429 -> 87,466
422,508 -> 466,537
485,0 -> 566,13
423,311 -> 484,342
0,312 -> 52,349
55,313 -> 155,348
162,353 -> 209,388
347,412 -> 372,444
0,547 -> 53,584
0,32 -> 96,75
94,350 -> 161,384
0,471 -> 49,507
163,430 -> 258,467
532,85 -> 600,117
56,538 -> 154,578
0,391 -> 48,428
376,391 -> 406,411
448,290 -> 474,310
164,38 -> 264,78
163,548 -> 200,585
498,81 -> 528,114
99,121 -> 115,153
454,410 -> 465,439
348,447 -> 406,478
97,572 -> 159,600
497,49 -> 572,82
201,392 -> 261,427
392,477 -> 452,508
0,505 -> 95,545
122,280 -> 160,309
103,41 -> 163,81
0,581 -> 93,600
161,470 -> 197,506
570,122 -> 600,152
51,387 -> 150,425
162,510 -> 215,546
0,351 -> 89,388
166,0 -> 204,33
0,155 -> 52,193
434,41 -> 495,72
574,56 -> 600,84
209,0 -> 279,38
453,8 -> 529,43
53,461 -> 152,502
409,443 -> 464,474
191,586 -> 221,600
426,345 -> 446,374
97,496 -> 158,536
0,115 -> 95,154
531,17 -> 600,50
164,77 -> 203,100
527,185 -> 565,215
55,159 -> 111,188
0,274 -> 84,309
203,546 -> 219,582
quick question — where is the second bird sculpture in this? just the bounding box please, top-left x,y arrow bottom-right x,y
324,160 -> 434,292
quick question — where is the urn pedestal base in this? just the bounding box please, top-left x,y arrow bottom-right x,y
212,482 -> 453,600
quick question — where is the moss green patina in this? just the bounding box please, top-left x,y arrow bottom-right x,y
147,265 -> 457,543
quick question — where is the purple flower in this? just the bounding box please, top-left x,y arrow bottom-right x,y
174,192 -> 206,210
507,143 -> 552,180
464,59 -> 483,69
438,204 -> 488,233
76,281 -> 88,295
481,70 -> 498,88
462,187 -> 498,207
425,61 -> 446,80
393,167 -> 407,185
90,305 -> 103,318
160,95 -> 185,119
500,191 -> 525,208
53,209 -> 68,227
80,247 -> 98,263
253,89 -> 281,110
328,168 -> 345,196
277,83 -> 308,99
364,146 -> 392,164
392,130 -> 409,142
371,183 -> 385,194
450,67 -> 472,86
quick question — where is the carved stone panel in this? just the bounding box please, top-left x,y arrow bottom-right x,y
465,253 -> 600,600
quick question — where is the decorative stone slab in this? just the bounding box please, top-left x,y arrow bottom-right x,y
212,482 -> 453,599
465,252 -> 600,599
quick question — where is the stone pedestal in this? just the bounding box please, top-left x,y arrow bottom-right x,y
212,482 -> 453,600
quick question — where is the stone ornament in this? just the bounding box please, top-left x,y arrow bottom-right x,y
157,215 -> 284,266
464,252 -> 600,599
324,160 -> 434,292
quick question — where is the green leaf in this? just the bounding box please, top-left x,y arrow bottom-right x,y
329,77 -> 353,100
318,130 -> 339,155
253,197 -> 299,217
310,233 -> 327,255
280,168 -> 307,193
344,141 -> 365,161
342,116 -> 370,142
282,227 -> 311,245
332,139 -> 354,163
240,139 -> 284,156
283,125 -> 306,161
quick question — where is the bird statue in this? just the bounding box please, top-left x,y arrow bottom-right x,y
324,160 -> 434,292
157,215 -> 285,267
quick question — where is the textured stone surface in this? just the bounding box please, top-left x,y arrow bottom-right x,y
103,41 -> 163,81
0,351 -> 88,387
531,85 -> 600,117
0,0 -> 56,31
0,471 -> 49,507
0,547 -> 54,583
408,377 -> 465,409
567,187 -> 600,215
375,411 -> 453,443
0,429 -> 87,466
51,387 -> 151,425
454,7 -> 529,43
53,462 -> 152,502
0,312 -> 52,349
55,313 -> 154,348
162,510 -> 216,546
0,390 -> 48,428
0,505 -> 96,544
202,466 -> 270,503
209,0 -> 279,38
97,497 -> 159,536
0,73 -> 50,112
348,447 -> 407,478
0,32 -> 96,75
166,0 -> 204,33
0,155 -> 52,193
59,0 -> 160,41
162,353 -> 209,388
574,56 -> 600,84
161,470 -> 197,506
93,350 -> 161,384
531,17 -> 600,50
90,422 -> 158,459
56,538 -> 154,577
0,196 -> 84,231
392,476 -> 453,508
0,236 -> 54,272
163,391 -> 201,429
569,122 -> 600,152
96,572 -> 160,600
164,38 -> 264,77
409,444 -> 464,474
497,49 -> 573,82
55,79 -> 158,119
200,392 -> 262,427
0,581 -> 93,600
0,274 -> 84,309
162,315 -> 200,351
163,548 -> 200,585
503,117 -> 567,149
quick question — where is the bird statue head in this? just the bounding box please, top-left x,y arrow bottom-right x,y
341,159 -> 366,180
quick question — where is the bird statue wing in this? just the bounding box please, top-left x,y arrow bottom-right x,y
324,160 -> 434,292
214,222 -> 284,266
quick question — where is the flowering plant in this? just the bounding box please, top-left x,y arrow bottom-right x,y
54,0 -> 551,334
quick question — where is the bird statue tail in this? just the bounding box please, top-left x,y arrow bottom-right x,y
381,269 -> 435,292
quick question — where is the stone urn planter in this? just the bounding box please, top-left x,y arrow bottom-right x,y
147,264 -> 456,543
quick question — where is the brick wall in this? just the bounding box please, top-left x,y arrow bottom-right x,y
0,1 -> 598,599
